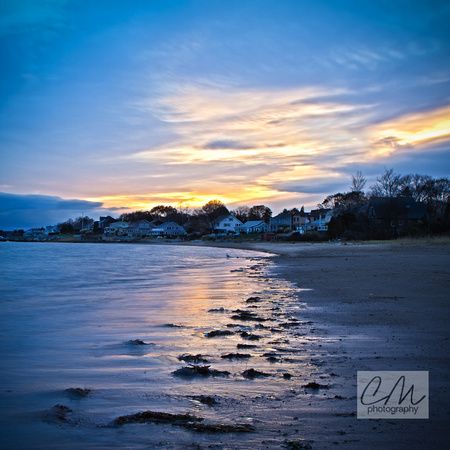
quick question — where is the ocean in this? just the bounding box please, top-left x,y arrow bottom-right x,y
0,242 -> 310,449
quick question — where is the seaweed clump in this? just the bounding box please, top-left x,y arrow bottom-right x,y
177,353 -> 208,363
114,410 -> 202,426
303,381 -> 329,389
242,368 -> 270,379
172,364 -> 230,378
65,387 -> 92,398
221,353 -> 252,360
184,422 -> 255,433
204,330 -> 234,338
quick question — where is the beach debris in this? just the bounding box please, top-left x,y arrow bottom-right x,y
237,343 -> 258,349
266,356 -> 279,363
184,422 -> 255,433
230,309 -> 267,322
240,331 -> 262,341
242,368 -> 270,379
43,404 -> 74,424
221,352 -> 252,360
172,364 -> 230,378
113,409 -> 255,434
204,330 -> 234,338
178,353 -> 209,363
114,410 -> 202,426
190,395 -> 218,407
283,439 -> 313,449
245,296 -> 261,303
126,339 -> 150,346
65,387 -> 92,398
303,381 -> 329,389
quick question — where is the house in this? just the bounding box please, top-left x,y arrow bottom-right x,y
368,197 -> 427,235
127,219 -> 155,237
304,209 -> 332,232
269,212 -> 292,232
213,214 -> 243,234
238,221 -> 269,234
151,222 -> 187,237
24,227 -> 46,238
104,221 -> 130,236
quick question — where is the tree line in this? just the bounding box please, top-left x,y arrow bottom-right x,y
54,168 -> 449,239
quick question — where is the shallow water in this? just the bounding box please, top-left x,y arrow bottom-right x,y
0,242 -> 320,449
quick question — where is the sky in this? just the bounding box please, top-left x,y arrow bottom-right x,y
1,0 -> 449,230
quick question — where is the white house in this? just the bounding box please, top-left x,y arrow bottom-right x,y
238,221 -> 269,234
213,214 -> 243,234
151,222 -> 186,236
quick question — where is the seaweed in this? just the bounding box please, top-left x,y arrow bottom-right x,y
126,339 -> 150,346
190,395 -> 218,407
43,404 -> 74,424
177,353 -> 209,363
230,310 -> 267,322
172,364 -> 230,378
283,439 -> 313,449
184,422 -> 255,433
242,368 -> 270,379
221,353 -> 252,360
303,382 -> 329,389
204,330 -> 234,338
237,343 -> 258,349
240,331 -> 262,341
114,410 -> 202,426
65,387 -> 92,398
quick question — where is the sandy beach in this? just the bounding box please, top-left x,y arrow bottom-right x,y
197,240 -> 450,448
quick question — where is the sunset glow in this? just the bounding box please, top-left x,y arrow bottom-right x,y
0,1 -> 449,228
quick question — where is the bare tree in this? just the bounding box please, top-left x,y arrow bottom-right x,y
350,170 -> 367,193
370,168 -> 402,197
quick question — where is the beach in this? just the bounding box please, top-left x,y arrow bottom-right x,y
1,241 -> 448,449
201,241 -> 450,448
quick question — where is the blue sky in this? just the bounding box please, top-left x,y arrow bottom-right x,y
1,0 -> 449,229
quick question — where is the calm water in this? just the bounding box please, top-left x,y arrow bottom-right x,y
0,242 -> 309,449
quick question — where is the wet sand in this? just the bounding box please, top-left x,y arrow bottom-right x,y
200,241 -> 450,448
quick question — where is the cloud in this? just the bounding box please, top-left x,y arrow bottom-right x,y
0,193 -> 106,230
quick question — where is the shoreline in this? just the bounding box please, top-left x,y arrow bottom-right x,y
3,240 -> 449,447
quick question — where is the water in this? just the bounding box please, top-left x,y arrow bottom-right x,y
0,242 -> 313,449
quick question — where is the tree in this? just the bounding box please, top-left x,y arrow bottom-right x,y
150,205 -> 178,221
202,199 -> 229,222
370,168 -> 402,197
351,170 -> 367,193
120,211 -> 153,222
231,206 -> 250,223
248,205 -> 272,222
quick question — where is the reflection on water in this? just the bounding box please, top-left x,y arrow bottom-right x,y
0,242 -> 321,449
